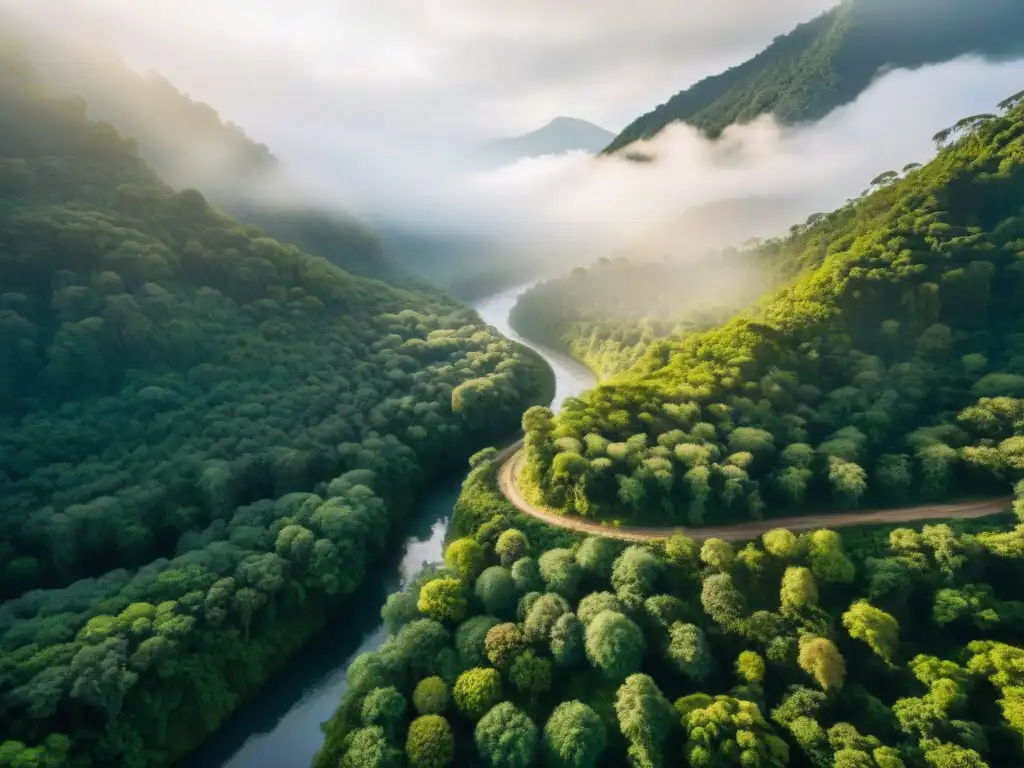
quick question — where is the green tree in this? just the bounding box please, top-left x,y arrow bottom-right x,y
542,701 -> 607,768
413,677 -> 449,715
550,613 -> 585,668
615,674 -> 675,768
763,529 -> 801,561
445,538 -> 486,581
484,623 -> 528,669
455,616 -> 501,667
361,687 -> 406,735
538,549 -> 582,598
475,702 -> 538,768
343,726 -> 402,768
577,592 -> 623,625
418,578 -> 468,623
511,557 -> 543,593
677,694 -> 789,768
737,650 -> 767,684
781,566 -> 819,615
406,715 -> 455,768
524,593 -> 570,643
842,600 -> 900,664
576,536 -> 622,578
495,529 -> 530,567
701,572 -> 747,630
666,623 -> 715,682
806,530 -> 856,584
475,567 -> 518,618
700,538 -> 735,571
584,611 -> 645,681
509,650 -> 552,700
452,667 -> 502,720
798,636 -> 846,692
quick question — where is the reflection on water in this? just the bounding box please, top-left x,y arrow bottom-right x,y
182,283 -> 596,768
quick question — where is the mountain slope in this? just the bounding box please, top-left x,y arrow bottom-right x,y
606,0 -> 1024,152
483,116 -> 615,163
0,48 -> 553,768
517,93 -> 1024,528
12,27 -> 412,285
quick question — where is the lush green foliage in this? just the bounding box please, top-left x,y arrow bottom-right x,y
323,94 -> 1024,761
0,50 -> 552,767
517,95 -> 1024,526
605,0 -> 1024,151
405,714 -> 455,768
320,448 -> 1024,766
510,255 -> 763,378
412,677 -> 450,716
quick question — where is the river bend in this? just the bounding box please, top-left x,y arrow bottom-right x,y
182,282 -> 596,768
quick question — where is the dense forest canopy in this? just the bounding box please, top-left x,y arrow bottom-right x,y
512,93 -> 1024,528
0,46 -> 553,768
316,445 -> 1024,768
605,0 -> 1024,152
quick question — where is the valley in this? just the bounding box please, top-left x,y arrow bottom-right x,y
5,3 -> 1024,768
181,284 -> 596,768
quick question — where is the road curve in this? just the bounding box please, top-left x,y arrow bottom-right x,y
497,446 -> 1012,542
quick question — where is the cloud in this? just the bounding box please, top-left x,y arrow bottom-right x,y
5,0 -> 1024,279
371,56 -> 1024,262
7,0 -> 836,142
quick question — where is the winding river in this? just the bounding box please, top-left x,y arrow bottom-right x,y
183,283 -> 596,768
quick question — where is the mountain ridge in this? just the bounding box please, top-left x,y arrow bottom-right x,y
605,0 -> 1024,152
482,116 -> 615,162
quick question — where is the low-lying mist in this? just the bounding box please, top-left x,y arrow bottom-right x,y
7,1 -> 1024,292
434,57 -> 1024,263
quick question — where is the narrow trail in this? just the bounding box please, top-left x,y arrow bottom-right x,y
497,445 -> 1011,542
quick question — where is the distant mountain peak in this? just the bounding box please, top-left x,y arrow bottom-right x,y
544,116 -> 600,128
482,116 -> 615,163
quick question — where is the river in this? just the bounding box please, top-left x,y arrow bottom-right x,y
183,282 -> 596,768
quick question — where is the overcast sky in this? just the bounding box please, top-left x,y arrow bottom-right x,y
12,0 -> 838,144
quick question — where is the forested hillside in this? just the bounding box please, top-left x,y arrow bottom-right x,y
316,445 -> 1024,768
508,165 -> 937,377
0,50 -> 552,768
513,91 -> 1024,528
10,28 -> 409,286
509,254 -> 766,378
605,0 -> 1024,152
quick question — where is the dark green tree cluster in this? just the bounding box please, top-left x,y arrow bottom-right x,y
320,462 -> 1024,767
518,95 -> 1024,526
605,0 -> 1024,151
0,51 -> 552,767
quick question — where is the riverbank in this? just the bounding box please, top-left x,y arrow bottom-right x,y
181,283 -> 595,768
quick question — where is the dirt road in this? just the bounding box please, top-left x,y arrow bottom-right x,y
497,447 -> 1011,542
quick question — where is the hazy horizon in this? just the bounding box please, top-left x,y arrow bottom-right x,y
7,0 -> 1024,276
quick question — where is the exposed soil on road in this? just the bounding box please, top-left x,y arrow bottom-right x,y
497,447 -> 1012,542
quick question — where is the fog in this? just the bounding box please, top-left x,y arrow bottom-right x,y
448,57 -> 1024,259
7,0 -> 1024,277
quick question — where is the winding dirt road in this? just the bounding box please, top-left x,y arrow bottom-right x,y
497,446 -> 1011,542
